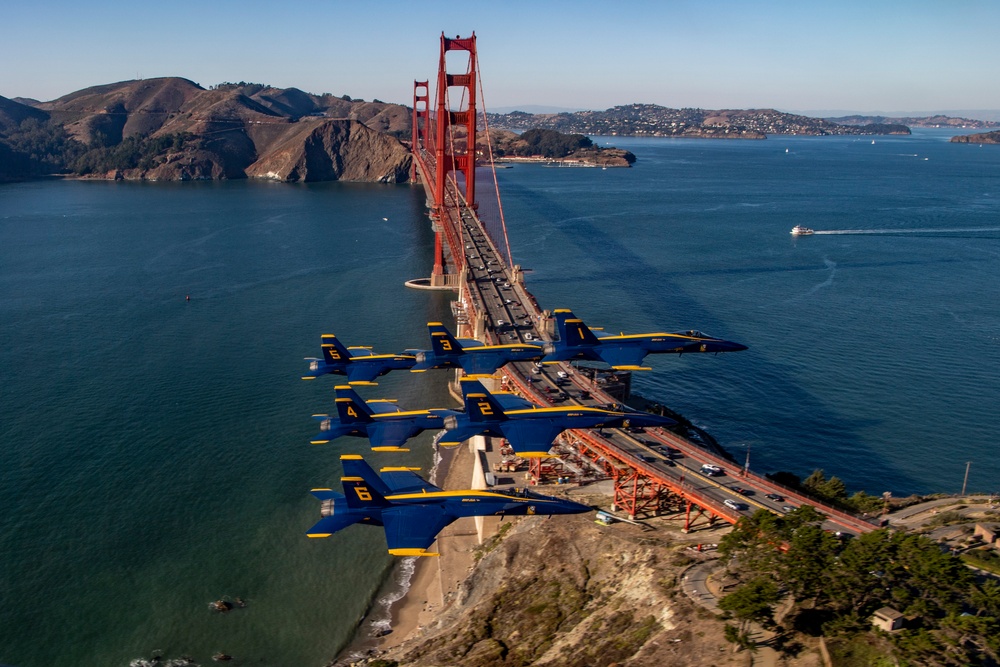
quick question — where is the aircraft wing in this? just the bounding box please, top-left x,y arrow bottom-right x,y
380,469 -> 442,494
437,423 -> 491,447
499,420 -> 563,457
461,352 -> 508,375
367,419 -> 423,451
492,393 -> 535,411
344,362 -> 388,384
381,505 -> 456,556
595,345 -> 650,370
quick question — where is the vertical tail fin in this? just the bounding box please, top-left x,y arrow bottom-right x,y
555,309 -> 601,347
460,378 -> 507,423
334,385 -> 375,424
339,454 -> 390,508
321,335 -> 352,364
428,322 -> 463,356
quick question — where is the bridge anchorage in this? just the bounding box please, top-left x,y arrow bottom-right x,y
406,34 -> 877,539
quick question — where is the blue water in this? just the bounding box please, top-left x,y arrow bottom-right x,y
2,129 -> 998,665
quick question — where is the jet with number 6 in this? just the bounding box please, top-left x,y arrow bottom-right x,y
306,454 -> 591,556
302,334 -> 416,385
541,309 -> 747,370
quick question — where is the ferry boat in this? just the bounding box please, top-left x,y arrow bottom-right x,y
790,225 -> 815,236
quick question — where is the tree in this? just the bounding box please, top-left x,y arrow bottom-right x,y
719,576 -> 781,635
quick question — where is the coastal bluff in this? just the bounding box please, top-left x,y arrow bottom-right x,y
1,78 -> 412,182
950,130 -> 1000,144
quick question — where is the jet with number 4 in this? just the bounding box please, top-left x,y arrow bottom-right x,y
542,309 -> 748,370
306,454 -> 591,556
310,385 -> 459,452
302,334 -> 416,385
408,322 -> 543,375
437,378 -> 676,457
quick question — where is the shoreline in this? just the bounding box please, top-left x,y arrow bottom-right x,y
333,443 -> 481,664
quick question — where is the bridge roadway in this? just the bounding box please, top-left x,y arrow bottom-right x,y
414,156 -> 876,537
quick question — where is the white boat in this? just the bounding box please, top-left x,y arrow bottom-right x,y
790,225 -> 815,236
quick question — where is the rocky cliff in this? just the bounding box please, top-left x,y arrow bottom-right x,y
950,130 -> 1000,144
374,506 -> 748,667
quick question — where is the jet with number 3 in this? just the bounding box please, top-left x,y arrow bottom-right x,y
306,454 -> 591,556
541,309 -> 747,370
408,322 -> 543,375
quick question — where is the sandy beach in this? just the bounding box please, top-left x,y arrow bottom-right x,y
377,440 -> 499,651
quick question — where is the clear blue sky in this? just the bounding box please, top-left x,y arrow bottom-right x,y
4,0 -> 998,115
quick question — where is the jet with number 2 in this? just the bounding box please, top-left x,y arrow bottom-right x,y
437,378 -> 676,457
306,454 -> 591,556
409,322 -> 543,375
310,385 -> 459,452
302,334 -> 416,385
542,309 -> 748,370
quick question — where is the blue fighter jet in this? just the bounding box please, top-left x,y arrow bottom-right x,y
307,454 -> 592,556
542,309 -> 747,370
409,322 -> 543,375
302,334 -> 416,385
310,385 -> 459,452
437,378 -> 676,457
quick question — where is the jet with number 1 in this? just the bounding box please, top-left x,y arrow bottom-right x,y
542,309 -> 748,370
301,334 -> 416,385
409,322 -> 543,375
310,385 -> 459,452
306,454 -> 591,556
437,378 -> 676,457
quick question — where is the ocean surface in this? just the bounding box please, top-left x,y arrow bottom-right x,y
2,128 -> 998,665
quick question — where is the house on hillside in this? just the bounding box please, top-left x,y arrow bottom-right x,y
872,607 -> 905,632
974,523 -> 999,548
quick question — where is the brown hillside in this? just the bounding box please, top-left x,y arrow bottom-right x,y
245,119 -> 411,182
0,95 -> 49,134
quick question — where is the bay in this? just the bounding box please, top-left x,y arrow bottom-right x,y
1,127 -> 998,665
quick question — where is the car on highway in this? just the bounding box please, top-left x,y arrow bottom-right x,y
724,499 -> 747,511
700,464 -> 723,476
733,487 -> 754,496
765,493 -> 785,502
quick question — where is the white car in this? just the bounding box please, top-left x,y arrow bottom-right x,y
557,371 -> 569,379
700,464 -> 723,476
724,499 -> 746,511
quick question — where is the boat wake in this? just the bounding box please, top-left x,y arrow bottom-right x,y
813,227 -> 1000,235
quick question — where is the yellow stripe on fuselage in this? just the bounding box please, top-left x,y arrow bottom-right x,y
373,410 -> 441,419
340,454 -> 363,461
386,489 -> 558,502
340,476 -> 365,482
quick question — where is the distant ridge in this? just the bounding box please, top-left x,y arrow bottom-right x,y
0,77 -> 412,182
485,104 -> 911,139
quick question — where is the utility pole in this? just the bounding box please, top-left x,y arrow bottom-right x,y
961,461 -> 971,496
742,443 -> 750,477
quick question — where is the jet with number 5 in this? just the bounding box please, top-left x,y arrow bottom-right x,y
437,378 -> 676,457
409,322 -> 543,375
306,454 -> 591,556
310,385 -> 459,452
302,334 -> 416,385
542,309 -> 747,370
